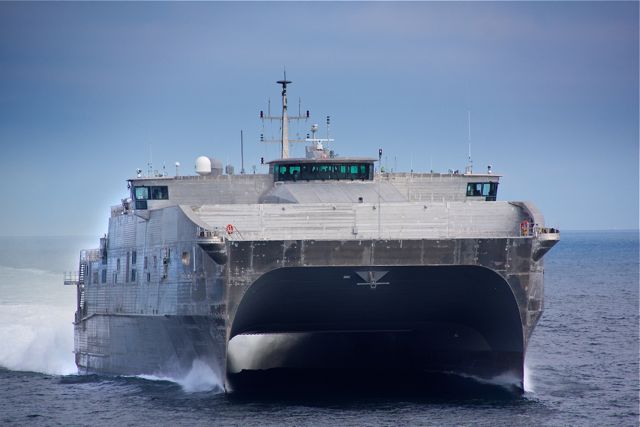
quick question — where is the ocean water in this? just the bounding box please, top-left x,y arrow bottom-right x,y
0,232 -> 637,426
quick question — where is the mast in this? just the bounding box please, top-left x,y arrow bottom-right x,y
240,130 -> 245,174
466,110 -> 473,174
260,73 -> 310,160
277,76 -> 291,158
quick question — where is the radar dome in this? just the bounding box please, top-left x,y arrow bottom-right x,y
195,156 -> 212,175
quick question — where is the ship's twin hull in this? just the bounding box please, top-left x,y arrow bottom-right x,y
76,263 -> 529,391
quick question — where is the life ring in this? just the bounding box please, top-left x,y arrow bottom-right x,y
520,220 -> 529,236
226,224 -> 234,234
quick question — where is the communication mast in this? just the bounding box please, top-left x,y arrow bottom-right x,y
465,110 -> 473,174
259,72 -> 310,159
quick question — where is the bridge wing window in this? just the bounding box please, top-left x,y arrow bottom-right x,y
134,186 -> 149,200
133,185 -> 168,209
134,186 -> 169,200
150,186 -> 169,200
466,182 -> 499,201
466,183 -> 483,197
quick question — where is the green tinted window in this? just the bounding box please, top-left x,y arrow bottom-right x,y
274,162 -> 372,182
134,187 -> 149,200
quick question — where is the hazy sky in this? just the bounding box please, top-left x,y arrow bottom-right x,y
0,2 -> 637,237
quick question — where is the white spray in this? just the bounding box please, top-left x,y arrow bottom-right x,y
138,359 -> 224,393
0,266 -> 77,375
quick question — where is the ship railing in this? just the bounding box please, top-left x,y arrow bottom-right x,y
520,223 -> 560,237
196,226 -> 224,242
535,226 -> 560,235
110,198 -> 132,217
195,225 -> 247,242
63,271 -> 79,286
196,226 -> 215,238
111,205 -> 124,217
80,249 -> 102,262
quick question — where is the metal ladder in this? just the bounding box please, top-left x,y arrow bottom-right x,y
78,261 -> 87,314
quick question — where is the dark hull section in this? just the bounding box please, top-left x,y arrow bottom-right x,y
227,265 -> 524,391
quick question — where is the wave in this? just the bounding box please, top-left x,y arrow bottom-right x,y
0,304 -> 76,376
136,359 -> 224,393
524,362 -> 534,393
446,369 -> 525,393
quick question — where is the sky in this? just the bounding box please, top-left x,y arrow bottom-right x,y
0,1 -> 637,237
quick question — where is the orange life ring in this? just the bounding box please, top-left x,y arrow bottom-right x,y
226,224 -> 234,234
520,220 -> 529,235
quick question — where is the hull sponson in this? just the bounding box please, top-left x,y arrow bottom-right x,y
75,314 -> 225,378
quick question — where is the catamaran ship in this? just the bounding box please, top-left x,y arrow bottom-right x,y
65,77 -> 559,392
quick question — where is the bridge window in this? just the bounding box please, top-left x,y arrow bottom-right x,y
466,182 -> 499,201
134,186 -> 149,200
134,186 -> 169,200
133,186 -> 169,209
274,162 -> 372,182
150,186 -> 168,200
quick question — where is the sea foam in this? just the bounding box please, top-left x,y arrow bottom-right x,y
137,359 -> 224,393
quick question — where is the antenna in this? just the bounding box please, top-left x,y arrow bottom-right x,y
326,115 -> 331,141
304,122 -> 334,159
466,110 -> 473,174
147,145 -> 153,177
240,130 -> 245,174
277,71 -> 291,158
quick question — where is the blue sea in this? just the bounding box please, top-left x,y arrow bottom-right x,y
0,231 -> 638,426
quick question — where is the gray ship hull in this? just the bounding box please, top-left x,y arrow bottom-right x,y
76,238 -> 542,390
75,314 -> 225,378
75,236 -> 547,392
